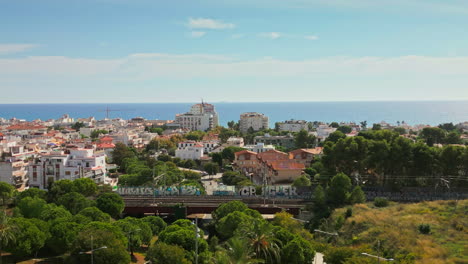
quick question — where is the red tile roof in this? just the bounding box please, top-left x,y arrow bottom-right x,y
257,150 -> 289,162
289,147 -> 323,155
268,160 -> 305,171
6,124 -> 47,130
97,143 -> 115,149
235,150 -> 257,156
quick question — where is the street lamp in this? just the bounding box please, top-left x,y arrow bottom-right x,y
79,235 -> 107,264
192,217 -> 200,264
361,240 -> 394,263
126,228 -> 141,255
313,230 -> 338,264
313,229 -> 338,236
361,253 -> 394,263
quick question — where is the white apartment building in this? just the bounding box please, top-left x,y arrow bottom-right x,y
175,103 -> 219,132
239,112 -> 269,133
244,142 -> 276,153
175,142 -> 204,160
277,120 -> 310,132
226,137 -> 245,147
315,125 -> 337,142
28,148 -> 107,189
0,143 -> 36,190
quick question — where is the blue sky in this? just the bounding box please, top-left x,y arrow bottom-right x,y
1,0 -> 468,103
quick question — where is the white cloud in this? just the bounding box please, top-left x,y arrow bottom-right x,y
260,32 -> 281,39
1,54 -> 468,102
305,35 -> 319,40
231,34 -> 245,39
1,54 -> 468,80
187,18 -> 235,29
190,31 -> 206,38
0,44 -> 38,55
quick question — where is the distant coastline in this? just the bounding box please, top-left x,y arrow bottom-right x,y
1,101 -> 467,127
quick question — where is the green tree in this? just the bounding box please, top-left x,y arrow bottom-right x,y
15,196 -> 47,218
15,188 -> 47,204
204,162 -> 219,176
420,127 -> 446,146
0,211 -> 16,262
72,178 -> 98,197
6,218 -> 48,257
218,237 -> 259,264
281,237 -> 315,264
158,222 -> 208,253
330,122 -> 340,128
216,211 -> 255,240
142,216 -> 167,236
146,242 -> 191,264
71,122 -> 86,130
70,224 -> 130,264
211,152 -> 224,167
438,122 -> 457,131
112,142 -> 136,166
326,131 -> 346,143
77,207 -> 111,222
48,179 -> 74,202
90,129 -> 109,139
324,247 -> 356,264
337,126 -> 352,134
57,192 -> 94,215
294,129 -> 316,148
39,203 -> 72,221
222,146 -> 245,162
0,182 -> 14,205
327,173 -> 352,207
212,201 -> 249,221
185,131 -> 206,141
292,175 -> 311,187
222,171 -> 249,186
445,131 -> 462,144
46,217 -> 81,254
348,186 -> 366,204
96,192 -> 125,219
114,217 -> 152,255
393,127 -> 406,135
239,220 -> 281,263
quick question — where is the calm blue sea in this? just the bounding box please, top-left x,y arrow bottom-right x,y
0,101 -> 467,127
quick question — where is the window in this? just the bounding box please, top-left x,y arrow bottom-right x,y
65,171 -> 71,176
86,162 -> 90,167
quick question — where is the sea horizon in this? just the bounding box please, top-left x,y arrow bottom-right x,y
1,101 -> 467,127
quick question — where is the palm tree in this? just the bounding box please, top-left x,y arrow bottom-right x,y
241,220 -> 281,264
0,211 -> 16,264
213,237 -> 262,264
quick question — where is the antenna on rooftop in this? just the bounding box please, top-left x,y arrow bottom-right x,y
98,106 -> 132,119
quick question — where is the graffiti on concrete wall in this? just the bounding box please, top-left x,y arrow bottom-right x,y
117,186 -> 202,196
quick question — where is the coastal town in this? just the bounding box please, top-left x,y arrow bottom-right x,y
1,102 -> 467,192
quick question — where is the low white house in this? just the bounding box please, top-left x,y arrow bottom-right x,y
175,142 -> 204,160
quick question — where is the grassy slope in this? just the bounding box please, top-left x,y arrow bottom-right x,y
329,200 -> 468,264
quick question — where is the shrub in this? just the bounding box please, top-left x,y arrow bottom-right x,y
345,208 -> 353,218
418,224 -> 431,234
374,197 -> 389,208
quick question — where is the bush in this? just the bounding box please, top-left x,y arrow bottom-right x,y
345,208 -> 353,218
418,224 -> 431,234
374,197 -> 389,208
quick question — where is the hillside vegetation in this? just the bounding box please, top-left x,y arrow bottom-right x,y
325,200 -> 468,264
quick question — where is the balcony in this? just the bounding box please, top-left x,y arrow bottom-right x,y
13,170 -> 27,177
